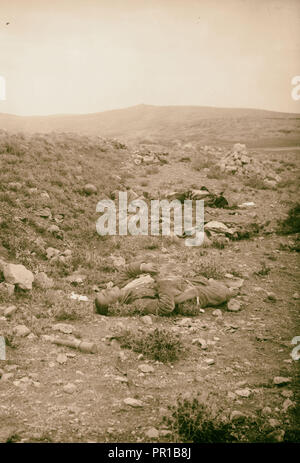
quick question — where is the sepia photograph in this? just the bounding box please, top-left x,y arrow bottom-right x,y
0,0 -> 299,450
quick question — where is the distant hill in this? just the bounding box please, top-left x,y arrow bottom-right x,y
0,104 -> 299,147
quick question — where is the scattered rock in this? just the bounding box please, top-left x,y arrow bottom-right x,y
261,407 -> 272,416
56,353 -> 68,364
66,272 -> 87,285
37,207 -> 52,218
52,323 -> 73,334
47,225 -> 63,239
281,390 -> 293,398
292,292 -> 299,300
46,247 -> 60,260
145,428 -> 159,439
34,272 -> 54,289
269,418 -> 280,428
123,398 -> 143,408
138,364 -> 154,373
282,399 -> 294,412
192,338 -> 207,349
13,325 -> 30,337
234,388 -> 251,398
266,429 -> 285,443
159,430 -> 172,437
83,184 -> 97,195
63,383 -> 77,394
4,305 -> 17,317
205,221 -> 235,236
141,315 -> 153,325
114,376 -> 128,384
205,358 -> 215,365
212,309 -> 222,317
3,263 -> 34,290
273,376 -> 291,386
227,299 -> 241,312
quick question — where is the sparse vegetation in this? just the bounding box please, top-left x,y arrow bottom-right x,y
277,203 -> 300,235
116,328 -> 185,363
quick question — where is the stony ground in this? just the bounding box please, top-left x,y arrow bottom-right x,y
0,133 -> 299,443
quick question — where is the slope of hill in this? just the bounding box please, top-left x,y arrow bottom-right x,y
1,104 -> 299,147
0,129 -> 299,443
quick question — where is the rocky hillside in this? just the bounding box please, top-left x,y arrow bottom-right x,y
0,129 -> 299,443
1,104 -> 300,146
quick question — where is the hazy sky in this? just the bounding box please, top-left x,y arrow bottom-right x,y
0,0 -> 300,115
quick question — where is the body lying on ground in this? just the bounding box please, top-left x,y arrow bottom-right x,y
94,260 -> 234,316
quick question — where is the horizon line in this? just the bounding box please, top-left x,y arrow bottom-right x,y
1,103 -> 300,118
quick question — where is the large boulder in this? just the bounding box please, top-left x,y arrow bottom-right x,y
3,263 -> 34,290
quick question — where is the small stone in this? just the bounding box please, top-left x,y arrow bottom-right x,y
145,428 -> 159,439
281,390 -> 293,398
83,184 -> 97,195
205,358 -> 215,365
66,272 -> 87,285
192,338 -> 207,349
292,292 -> 299,300
282,399 -> 294,412
52,323 -> 73,334
273,376 -> 291,386
261,407 -> 272,416
4,305 -> 17,317
63,383 -> 77,394
266,429 -> 285,443
123,398 -> 143,408
34,272 -> 54,289
141,315 -> 153,325
46,247 -> 60,260
212,309 -> 222,317
159,430 -> 172,437
114,376 -> 128,384
13,325 -> 30,337
227,299 -> 241,312
138,364 -> 154,373
47,224 -> 60,234
37,207 -> 52,218
234,388 -> 251,398
269,419 -> 280,428
56,353 -> 68,364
